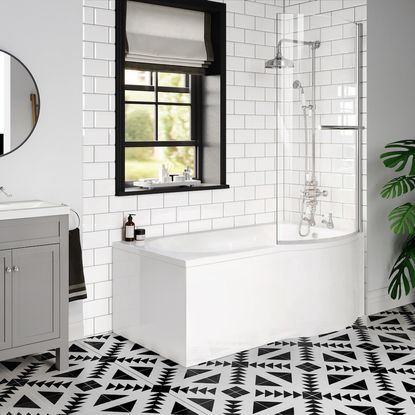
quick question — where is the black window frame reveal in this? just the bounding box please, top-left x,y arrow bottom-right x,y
116,0 -> 228,196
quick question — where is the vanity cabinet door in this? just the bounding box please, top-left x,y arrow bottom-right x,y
12,245 -> 59,348
0,250 -> 11,351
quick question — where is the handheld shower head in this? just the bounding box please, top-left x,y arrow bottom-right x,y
293,80 -> 303,91
293,80 -> 307,107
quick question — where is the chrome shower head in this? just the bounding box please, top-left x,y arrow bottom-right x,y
265,52 -> 295,69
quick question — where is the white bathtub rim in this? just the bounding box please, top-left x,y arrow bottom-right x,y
113,230 -> 364,269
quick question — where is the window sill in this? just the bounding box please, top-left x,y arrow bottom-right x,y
117,183 -> 230,196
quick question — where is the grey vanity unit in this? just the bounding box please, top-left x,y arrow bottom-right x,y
0,201 -> 69,370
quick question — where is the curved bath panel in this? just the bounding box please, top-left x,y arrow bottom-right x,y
113,224 -> 365,367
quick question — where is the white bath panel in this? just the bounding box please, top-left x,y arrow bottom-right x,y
112,224 -> 364,367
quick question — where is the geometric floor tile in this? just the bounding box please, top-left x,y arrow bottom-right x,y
2,304 -> 415,413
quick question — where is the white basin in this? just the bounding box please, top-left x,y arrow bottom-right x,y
0,200 -> 70,221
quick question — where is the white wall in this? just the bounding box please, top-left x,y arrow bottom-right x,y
367,0 -> 415,313
10,57 -> 36,150
0,0 -> 83,337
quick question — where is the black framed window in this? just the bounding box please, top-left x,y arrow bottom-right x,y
116,0 -> 228,196
123,68 -> 202,184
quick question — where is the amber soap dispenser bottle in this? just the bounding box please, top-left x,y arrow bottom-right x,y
124,214 -> 136,242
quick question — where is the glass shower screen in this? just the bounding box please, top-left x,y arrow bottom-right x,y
274,13 -> 362,244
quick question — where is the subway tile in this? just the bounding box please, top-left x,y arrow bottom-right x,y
189,190 -> 212,205
83,59 -> 108,77
151,208 -> 177,224
299,1 -> 320,15
227,172 -> 245,187
255,17 -> 274,33
84,128 -> 109,145
189,219 -> 212,233
83,299 -> 109,319
235,214 -> 256,227
228,85 -> 245,100
109,195 -> 137,212
226,0 -> 245,14
83,0 -> 109,8
213,188 -> 234,203
94,77 -> 115,94
137,194 -> 164,209
94,281 -> 112,300
94,179 -> 114,197
95,111 -> 115,128
177,205 -> 200,222
212,217 -> 235,230
94,212 -> 123,230
81,215 -> 94,232
83,24 -> 108,42
201,203 -> 223,219
321,0 -> 343,12
83,94 -> 109,111
94,247 -> 113,265
224,201 -> 245,217
83,231 -> 108,250
83,163 -> 108,179
245,199 -> 265,214
94,314 -> 112,334
94,8 -> 115,27
95,43 -> 115,60
245,1 -> 265,17
83,197 -> 108,214
235,186 -> 255,201
234,13 -> 255,29
164,221 -> 189,235
234,43 -> 255,58
245,30 -> 265,45
83,181 -> 94,198
164,192 -> 189,207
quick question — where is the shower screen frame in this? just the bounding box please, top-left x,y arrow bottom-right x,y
274,14 -> 364,245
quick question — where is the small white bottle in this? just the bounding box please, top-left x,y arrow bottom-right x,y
159,164 -> 166,183
183,166 -> 192,181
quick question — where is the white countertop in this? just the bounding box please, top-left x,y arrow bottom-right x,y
0,200 -> 70,221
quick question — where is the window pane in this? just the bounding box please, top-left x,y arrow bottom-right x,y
158,105 -> 191,141
125,146 -> 196,181
158,72 -> 186,88
158,91 -> 190,104
125,69 -> 153,86
125,104 -> 155,141
125,90 -> 155,102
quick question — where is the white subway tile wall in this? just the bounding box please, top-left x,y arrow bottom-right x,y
82,0 -> 367,336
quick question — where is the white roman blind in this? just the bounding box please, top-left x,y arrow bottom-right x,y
126,1 -> 214,68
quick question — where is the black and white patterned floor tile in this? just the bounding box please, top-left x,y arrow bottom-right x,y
2,305 -> 415,414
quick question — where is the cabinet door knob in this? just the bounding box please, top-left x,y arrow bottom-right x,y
5,267 -> 11,273
12,266 -> 19,272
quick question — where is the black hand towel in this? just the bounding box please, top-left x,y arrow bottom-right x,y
69,227 -> 87,302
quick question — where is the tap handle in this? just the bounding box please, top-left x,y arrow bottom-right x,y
0,187 -> 12,198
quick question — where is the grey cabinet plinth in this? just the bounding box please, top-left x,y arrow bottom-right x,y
0,216 -> 69,371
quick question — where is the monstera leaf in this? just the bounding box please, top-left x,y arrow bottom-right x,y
381,176 -> 415,199
388,203 -> 415,234
380,140 -> 415,175
388,237 -> 415,299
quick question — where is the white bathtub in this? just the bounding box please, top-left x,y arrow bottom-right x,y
113,223 -> 364,367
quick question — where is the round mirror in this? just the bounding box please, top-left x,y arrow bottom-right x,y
0,50 -> 40,157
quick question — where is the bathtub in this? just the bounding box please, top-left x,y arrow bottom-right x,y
112,223 -> 364,367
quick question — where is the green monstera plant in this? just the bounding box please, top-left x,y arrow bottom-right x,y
380,140 -> 415,299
